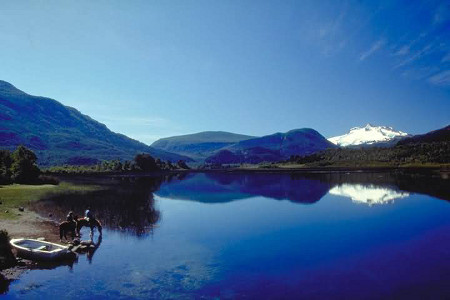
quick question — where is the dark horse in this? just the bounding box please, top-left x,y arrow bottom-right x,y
76,217 -> 103,237
59,220 -> 77,241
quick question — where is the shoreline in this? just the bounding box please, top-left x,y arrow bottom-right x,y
0,211 -> 61,285
45,164 -> 450,177
0,182 -> 102,286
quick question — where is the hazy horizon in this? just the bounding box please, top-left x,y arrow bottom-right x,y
1,1 -> 449,144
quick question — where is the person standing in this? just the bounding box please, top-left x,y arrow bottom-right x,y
85,207 -> 93,221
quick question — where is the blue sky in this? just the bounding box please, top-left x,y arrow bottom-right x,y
0,0 -> 449,144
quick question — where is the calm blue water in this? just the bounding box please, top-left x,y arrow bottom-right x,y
4,172 -> 450,299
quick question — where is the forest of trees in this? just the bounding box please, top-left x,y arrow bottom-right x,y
0,146 -> 41,184
46,154 -> 190,174
287,141 -> 450,167
0,145 -> 191,180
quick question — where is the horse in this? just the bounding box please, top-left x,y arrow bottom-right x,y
59,220 -> 77,241
76,217 -> 103,237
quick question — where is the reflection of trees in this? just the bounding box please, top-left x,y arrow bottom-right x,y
32,176 -> 165,237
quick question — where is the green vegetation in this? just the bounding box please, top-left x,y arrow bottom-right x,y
285,142 -> 450,168
0,146 -> 42,184
151,131 -> 256,161
45,154 -> 190,174
134,154 -> 158,171
0,80 -> 191,166
0,182 -> 102,219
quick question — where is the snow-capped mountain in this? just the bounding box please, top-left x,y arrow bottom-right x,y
328,124 -> 409,147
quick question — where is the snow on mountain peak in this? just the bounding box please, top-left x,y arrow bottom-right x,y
328,124 -> 409,147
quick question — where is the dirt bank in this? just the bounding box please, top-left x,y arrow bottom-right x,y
0,210 -> 60,243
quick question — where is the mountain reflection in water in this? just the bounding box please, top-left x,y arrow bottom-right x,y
156,173 -> 332,204
4,171 -> 450,298
329,184 -> 410,205
156,171 -> 449,204
33,171 -> 449,237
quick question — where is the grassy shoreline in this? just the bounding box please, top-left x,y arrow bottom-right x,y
0,182 -> 102,220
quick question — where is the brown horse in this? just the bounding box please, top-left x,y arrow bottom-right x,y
76,217 -> 103,237
59,220 -> 77,241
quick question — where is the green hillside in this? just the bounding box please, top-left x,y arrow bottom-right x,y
0,80 -> 191,166
151,131 -> 256,161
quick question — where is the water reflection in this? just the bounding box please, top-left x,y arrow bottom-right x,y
0,259 -> 77,295
31,176 -> 164,237
31,171 -> 450,237
156,173 -> 332,204
156,171 -> 450,204
329,184 -> 410,205
4,171 -> 450,299
86,235 -> 102,264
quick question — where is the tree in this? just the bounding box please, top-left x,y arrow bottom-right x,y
10,145 -> 40,183
123,160 -> 131,171
0,150 -> 12,184
134,154 -> 159,172
177,160 -> 190,169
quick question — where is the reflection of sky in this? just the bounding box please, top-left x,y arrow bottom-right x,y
329,184 -> 410,205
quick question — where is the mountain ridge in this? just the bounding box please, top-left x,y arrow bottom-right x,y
151,131 -> 256,161
397,125 -> 450,145
206,128 -> 337,164
0,80 -> 192,166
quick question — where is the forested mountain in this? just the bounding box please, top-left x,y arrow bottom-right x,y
397,125 -> 450,145
151,131 -> 255,161
0,80 -> 191,166
206,128 -> 336,164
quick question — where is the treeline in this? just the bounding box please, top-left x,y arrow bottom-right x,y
46,153 -> 190,174
0,145 -> 41,184
288,142 -> 450,166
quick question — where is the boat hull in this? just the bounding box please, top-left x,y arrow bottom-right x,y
10,238 -> 76,262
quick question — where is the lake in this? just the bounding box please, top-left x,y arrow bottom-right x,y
3,171 -> 450,299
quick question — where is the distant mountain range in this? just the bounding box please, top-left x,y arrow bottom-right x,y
213,128 -> 336,164
151,131 -> 255,161
154,125 -> 419,164
206,129 -> 337,164
153,124 -> 449,164
0,80 -> 191,166
152,128 -> 336,164
328,124 -> 410,147
1,79 -> 446,167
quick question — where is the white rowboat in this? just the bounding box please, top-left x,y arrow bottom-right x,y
10,238 -> 77,261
